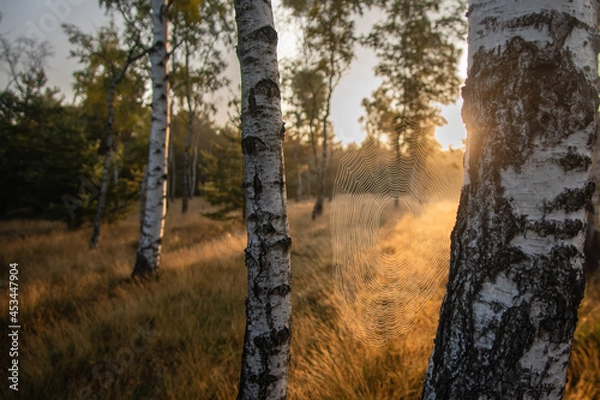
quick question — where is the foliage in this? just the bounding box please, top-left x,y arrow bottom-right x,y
170,0 -> 234,212
281,0 -> 366,217
0,36 -> 99,224
64,20 -> 150,227
361,0 -> 465,147
200,125 -> 244,219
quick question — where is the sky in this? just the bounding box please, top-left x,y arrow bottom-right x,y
0,0 -> 467,149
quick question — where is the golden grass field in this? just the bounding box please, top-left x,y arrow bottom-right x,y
0,196 -> 599,399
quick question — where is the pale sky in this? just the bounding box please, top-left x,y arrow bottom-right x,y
0,0 -> 467,148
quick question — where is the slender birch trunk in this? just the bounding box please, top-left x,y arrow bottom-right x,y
132,0 -> 170,278
90,73 -> 123,248
89,82 -> 116,249
235,0 -> 292,398
422,1 -> 598,398
311,64 -> 333,219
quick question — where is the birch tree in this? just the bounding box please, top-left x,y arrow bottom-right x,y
63,21 -> 147,249
234,0 -> 292,398
132,0 -> 171,278
170,0 -> 232,213
361,0 -> 464,207
422,1 -> 599,398
283,0 -> 365,219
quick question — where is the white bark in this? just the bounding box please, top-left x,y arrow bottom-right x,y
235,1 -> 292,399
132,0 -> 170,278
422,0 -> 598,398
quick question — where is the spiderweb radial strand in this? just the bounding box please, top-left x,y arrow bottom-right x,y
331,125 -> 462,345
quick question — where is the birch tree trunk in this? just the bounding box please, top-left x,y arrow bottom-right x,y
422,1 -> 599,399
89,64 -> 130,249
89,81 -> 117,249
132,0 -> 170,278
235,0 -> 292,398
311,68 -> 333,220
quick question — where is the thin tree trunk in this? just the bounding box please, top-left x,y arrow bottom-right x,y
296,164 -> 303,203
294,137 -> 302,203
306,167 -> 311,199
90,80 -> 119,249
190,129 -> 199,198
89,43 -> 145,249
308,121 -> 320,194
89,68 -> 130,250
132,0 -> 170,279
182,39 -> 193,214
312,57 -> 334,219
422,1 -> 598,398
235,0 -> 292,398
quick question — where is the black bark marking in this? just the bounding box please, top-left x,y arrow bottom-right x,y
259,222 -> 277,236
273,237 -> 292,252
248,88 -> 257,113
269,284 -> 291,297
543,181 -> 595,213
254,78 -> 281,100
463,33 -> 597,177
242,136 -> 267,155
526,218 -> 585,239
253,173 -> 263,197
247,25 -> 278,45
271,327 -> 290,347
557,147 -> 592,172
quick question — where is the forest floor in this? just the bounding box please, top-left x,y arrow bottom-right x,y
0,196 -> 599,399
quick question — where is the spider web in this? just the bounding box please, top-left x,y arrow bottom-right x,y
331,127 -> 462,345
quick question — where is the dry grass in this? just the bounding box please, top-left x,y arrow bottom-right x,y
0,196 -> 598,399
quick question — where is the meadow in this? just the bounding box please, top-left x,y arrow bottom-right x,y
0,195 -> 599,399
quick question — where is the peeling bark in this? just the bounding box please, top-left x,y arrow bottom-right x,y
132,0 -> 170,279
422,1 -> 598,399
235,0 -> 292,399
